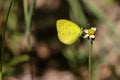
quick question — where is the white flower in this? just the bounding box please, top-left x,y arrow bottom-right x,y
83,27 -> 96,40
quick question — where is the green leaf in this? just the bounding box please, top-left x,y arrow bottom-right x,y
9,54 -> 29,66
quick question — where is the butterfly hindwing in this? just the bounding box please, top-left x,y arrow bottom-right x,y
56,19 -> 82,45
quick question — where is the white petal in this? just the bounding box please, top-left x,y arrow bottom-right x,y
84,29 -> 88,33
89,35 -> 95,38
84,34 -> 89,38
91,27 -> 96,31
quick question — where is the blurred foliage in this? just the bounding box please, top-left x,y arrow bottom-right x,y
68,0 -> 87,26
0,0 -> 120,80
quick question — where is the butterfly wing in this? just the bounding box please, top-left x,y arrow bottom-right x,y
56,19 -> 82,45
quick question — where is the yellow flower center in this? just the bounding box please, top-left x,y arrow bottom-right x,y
88,29 -> 95,35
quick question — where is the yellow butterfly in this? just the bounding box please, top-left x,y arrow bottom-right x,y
56,19 -> 83,45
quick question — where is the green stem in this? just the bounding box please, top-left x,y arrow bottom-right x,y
25,0 -> 36,36
23,0 -> 29,25
1,0 -> 14,79
89,40 -> 93,80
23,0 -> 36,80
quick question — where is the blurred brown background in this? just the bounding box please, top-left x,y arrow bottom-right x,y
0,0 -> 120,80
